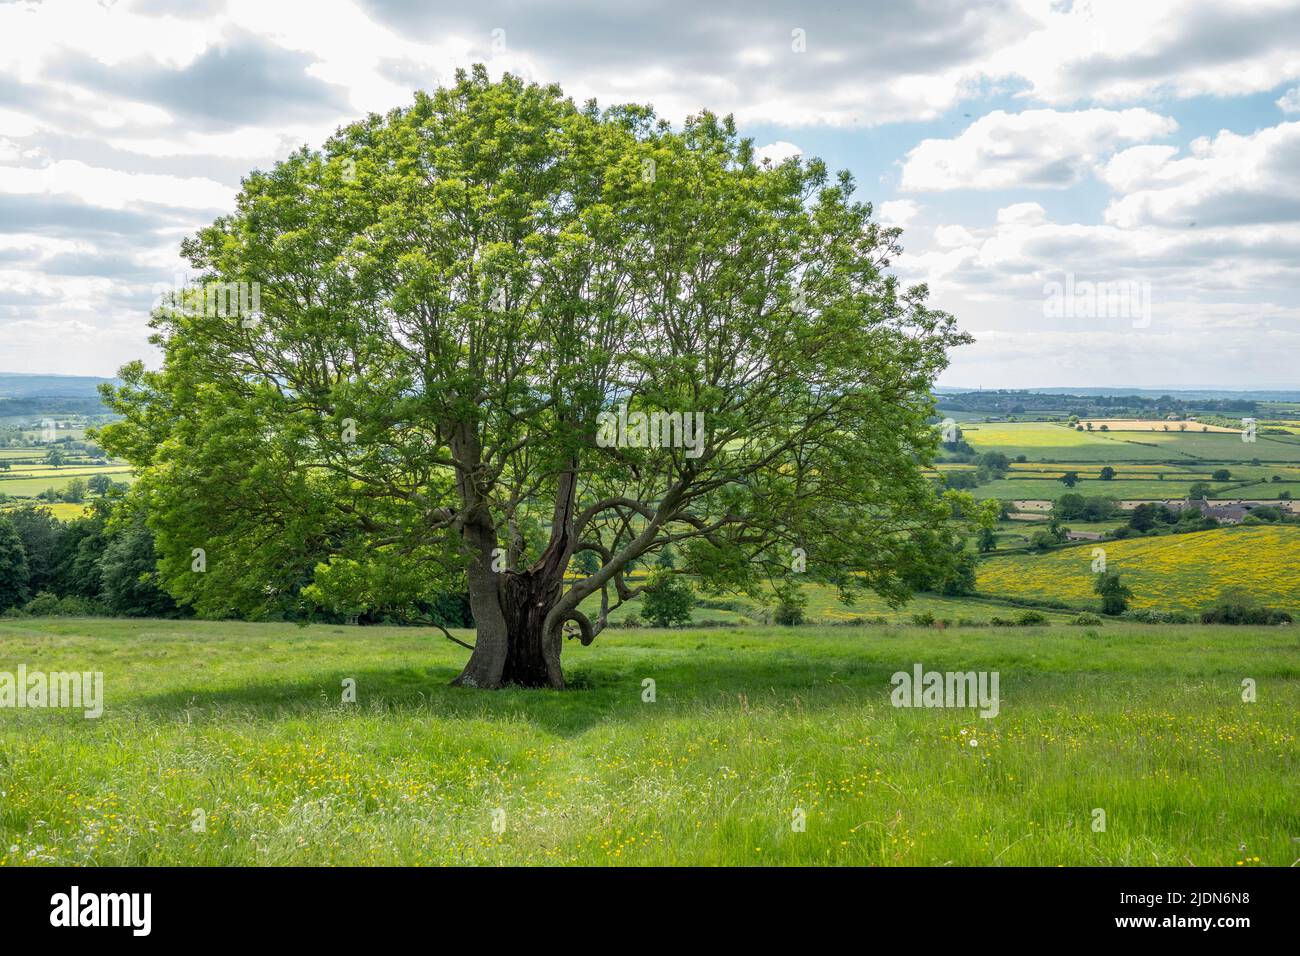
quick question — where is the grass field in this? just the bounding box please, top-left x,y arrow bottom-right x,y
961,423 -> 1161,461
0,502 -> 91,521
971,477 -> 1240,500
577,579 -> 1082,625
978,526 -> 1300,612
0,617 -> 1296,866
961,421 -> 1300,463
0,448 -> 132,498
1077,419 -> 1239,433
0,474 -> 133,497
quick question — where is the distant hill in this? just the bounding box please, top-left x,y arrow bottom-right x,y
936,386 -> 1300,402
0,373 -> 118,399
0,373 -> 118,419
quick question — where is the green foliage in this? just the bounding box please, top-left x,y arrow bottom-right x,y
1200,588 -> 1292,625
1030,528 -> 1065,551
1053,494 -> 1119,522
96,67 -> 970,655
1128,503 -> 1166,531
772,581 -> 807,626
641,571 -> 694,628
5,506 -> 61,592
944,470 -> 979,490
50,510 -> 109,599
99,512 -> 179,618
1124,608 -> 1195,624
975,451 -> 1010,479
1094,569 -> 1133,616
0,516 -> 30,611
62,477 -> 86,503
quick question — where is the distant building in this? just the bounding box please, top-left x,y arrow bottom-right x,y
1066,530 -> 1105,541
1183,497 -> 1253,525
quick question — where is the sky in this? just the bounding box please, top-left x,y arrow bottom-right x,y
1,0 -> 1299,389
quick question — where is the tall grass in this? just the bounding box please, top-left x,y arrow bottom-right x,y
1,617 -> 1295,866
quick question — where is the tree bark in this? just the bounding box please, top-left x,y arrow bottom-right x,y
453,558 -> 570,689
451,451 -> 580,690
499,568 -> 567,688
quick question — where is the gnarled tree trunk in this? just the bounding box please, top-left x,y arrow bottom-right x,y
451,454 -> 581,689
454,554 -> 572,689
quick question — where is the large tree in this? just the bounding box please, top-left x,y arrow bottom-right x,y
100,68 -> 970,688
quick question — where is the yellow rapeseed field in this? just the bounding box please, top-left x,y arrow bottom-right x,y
978,526 -> 1300,611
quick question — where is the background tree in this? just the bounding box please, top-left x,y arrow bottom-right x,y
51,506 -> 109,599
99,512 -> 179,618
640,570 -> 694,628
63,477 -> 87,503
1059,471 -> 1079,488
5,507 -> 60,593
100,69 -> 970,688
772,580 -> 807,626
1094,569 -> 1132,616
0,516 -> 30,611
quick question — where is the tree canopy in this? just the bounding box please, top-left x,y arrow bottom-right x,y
100,67 -> 970,688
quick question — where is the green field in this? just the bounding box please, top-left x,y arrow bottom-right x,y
971,477 -> 1239,501
961,421 -> 1300,463
978,526 -> 1300,612
0,502 -> 90,521
0,444 -> 131,499
575,577 -> 1082,625
0,617 -> 1295,866
961,423 -> 1169,461
0,473 -> 133,497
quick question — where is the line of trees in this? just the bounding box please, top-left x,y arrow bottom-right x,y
0,498 -> 178,617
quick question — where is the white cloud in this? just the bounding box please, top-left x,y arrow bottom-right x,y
754,141 -> 802,166
0,108 -> 45,138
996,202 -> 1047,226
900,108 -> 1177,191
1,0 -> 1299,384
0,159 -> 234,211
1102,122 -> 1300,228
990,0 -> 1300,106
877,200 -> 920,227
933,224 -> 975,247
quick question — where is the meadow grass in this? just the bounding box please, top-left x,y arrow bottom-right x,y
1,616 -> 1296,866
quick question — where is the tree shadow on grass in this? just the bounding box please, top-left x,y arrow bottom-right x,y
122,656 -> 906,737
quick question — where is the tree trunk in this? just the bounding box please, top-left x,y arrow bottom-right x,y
452,566 -> 567,689
448,433 -> 578,690
499,569 -> 566,688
